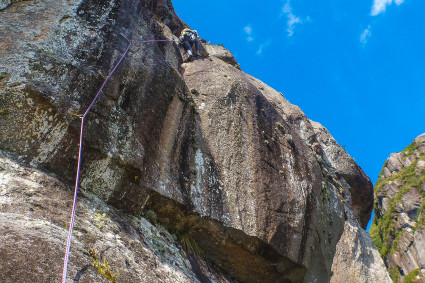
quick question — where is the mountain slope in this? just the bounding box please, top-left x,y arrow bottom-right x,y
370,133 -> 425,282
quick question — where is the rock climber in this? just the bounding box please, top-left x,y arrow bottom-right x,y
180,28 -> 201,61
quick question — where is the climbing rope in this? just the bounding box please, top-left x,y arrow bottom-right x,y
61,38 -> 173,283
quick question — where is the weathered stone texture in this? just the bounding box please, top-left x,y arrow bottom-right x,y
0,153 -> 230,282
203,44 -> 239,67
331,220 -> 392,283
0,0 -> 383,282
371,133 -> 425,282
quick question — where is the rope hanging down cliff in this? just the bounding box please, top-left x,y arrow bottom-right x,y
62,38 -> 173,283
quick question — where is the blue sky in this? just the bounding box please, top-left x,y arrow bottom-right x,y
173,0 -> 425,187
173,0 -> 425,230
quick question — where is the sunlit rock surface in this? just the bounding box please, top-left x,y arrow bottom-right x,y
0,0 -> 385,282
331,220 -> 391,283
0,153 -> 231,282
371,133 -> 425,282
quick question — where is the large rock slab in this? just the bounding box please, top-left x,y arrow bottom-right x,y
178,47 -> 378,281
0,0 -> 382,282
0,153 -> 230,282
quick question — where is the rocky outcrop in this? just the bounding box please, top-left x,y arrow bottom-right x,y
370,133 -> 425,282
331,220 -> 392,283
203,44 -> 239,67
180,48 -> 382,282
1,0 -> 385,282
0,153 -> 231,282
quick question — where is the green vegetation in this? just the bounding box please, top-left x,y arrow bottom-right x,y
415,199 -> 425,231
321,181 -> 330,204
143,209 -> 158,224
207,42 -> 225,47
178,92 -> 188,102
371,181 -> 415,257
87,247 -> 117,282
371,140 -> 425,259
93,212 -> 107,229
389,229 -> 406,255
403,142 -> 422,157
375,141 -> 424,193
389,266 -> 401,283
402,269 -> 420,283
179,233 -> 204,257
375,159 -> 420,194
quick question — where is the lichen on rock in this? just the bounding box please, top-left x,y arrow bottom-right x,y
0,153 -> 230,282
0,0 -> 386,282
371,133 -> 425,282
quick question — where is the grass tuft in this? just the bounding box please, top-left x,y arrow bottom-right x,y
87,247 -> 117,282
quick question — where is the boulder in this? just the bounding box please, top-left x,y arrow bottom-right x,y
331,220 -> 392,283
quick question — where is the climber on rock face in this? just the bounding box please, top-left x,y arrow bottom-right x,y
180,28 -> 201,61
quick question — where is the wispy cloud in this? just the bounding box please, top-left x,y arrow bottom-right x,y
243,25 -> 271,55
371,0 -> 405,16
360,25 -> 372,46
282,0 -> 302,37
243,25 -> 255,42
257,39 -> 272,55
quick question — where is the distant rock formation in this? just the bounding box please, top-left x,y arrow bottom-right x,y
371,134 -> 425,282
1,0 -> 388,282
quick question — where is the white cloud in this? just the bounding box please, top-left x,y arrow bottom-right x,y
371,0 -> 405,16
257,45 -> 264,55
282,0 -> 302,37
243,25 -> 255,42
243,25 -> 271,54
244,25 -> 252,35
257,40 -> 272,55
360,25 -> 372,46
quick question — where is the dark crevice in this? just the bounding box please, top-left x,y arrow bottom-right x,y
143,189 -> 307,283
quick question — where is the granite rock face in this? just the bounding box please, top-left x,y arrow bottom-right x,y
0,153 -> 231,282
331,220 -> 392,283
371,133 -> 425,282
180,50 -> 379,282
1,0 -> 383,282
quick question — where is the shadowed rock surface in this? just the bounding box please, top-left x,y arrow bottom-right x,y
0,153 -> 231,282
370,133 -> 425,282
1,0 -> 386,282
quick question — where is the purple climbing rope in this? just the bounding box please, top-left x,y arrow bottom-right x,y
61,38 -> 173,283
61,117 -> 84,283
83,43 -> 132,116
132,39 -> 174,44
